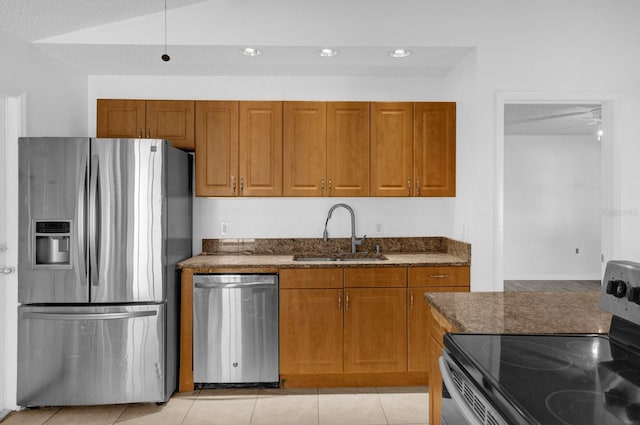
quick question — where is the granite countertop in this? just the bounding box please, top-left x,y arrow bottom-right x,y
424,291 -> 612,334
178,237 -> 471,270
178,252 -> 468,269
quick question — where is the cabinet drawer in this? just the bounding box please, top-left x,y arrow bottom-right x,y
344,267 -> 406,288
280,268 -> 343,289
408,266 -> 469,287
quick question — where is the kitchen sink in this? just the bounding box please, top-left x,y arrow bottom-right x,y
292,254 -> 388,262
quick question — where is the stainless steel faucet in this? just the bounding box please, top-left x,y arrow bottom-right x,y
322,203 -> 366,254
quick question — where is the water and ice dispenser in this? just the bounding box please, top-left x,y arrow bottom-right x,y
34,220 -> 71,267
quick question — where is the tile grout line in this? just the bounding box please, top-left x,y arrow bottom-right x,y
179,389 -> 201,425
375,388 -> 391,425
41,407 -> 62,425
247,389 -> 259,425
316,388 -> 320,425
111,404 -> 129,424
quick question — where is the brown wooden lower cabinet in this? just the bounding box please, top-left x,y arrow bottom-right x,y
279,289 -> 343,374
408,286 -> 468,372
343,288 -> 407,373
428,333 -> 444,425
179,266 -> 468,392
427,304 -> 460,425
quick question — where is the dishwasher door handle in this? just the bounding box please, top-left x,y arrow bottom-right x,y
194,281 -> 276,289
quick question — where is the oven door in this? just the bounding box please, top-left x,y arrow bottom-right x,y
439,353 -> 511,425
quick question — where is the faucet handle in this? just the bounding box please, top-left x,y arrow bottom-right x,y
355,235 -> 366,246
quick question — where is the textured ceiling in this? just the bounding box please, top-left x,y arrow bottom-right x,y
0,0 -> 473,77
505,104 -> 602,136
0,2 -> 604,135
0,0 -> 205,41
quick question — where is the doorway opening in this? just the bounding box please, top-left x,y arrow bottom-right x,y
500,101 -> 609,292
0,90 -> 23,414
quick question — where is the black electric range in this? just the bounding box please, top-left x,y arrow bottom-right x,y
441,260 -> 640,425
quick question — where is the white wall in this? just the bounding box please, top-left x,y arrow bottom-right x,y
87,74 -> 471,254
504,135 -> 601,280
1,29 -> 88,410
86,0 -> 640,292
0,29 -> 87,136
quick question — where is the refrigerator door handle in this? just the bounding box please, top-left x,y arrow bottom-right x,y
77,156 -> 89,285
23,310 -> 157,321
88,155 -> 101,287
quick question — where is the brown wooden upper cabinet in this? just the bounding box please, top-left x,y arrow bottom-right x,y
414,102 -> 456,197
195,101 -> 282,197
371,102 -> 456,197
97,99 -> 195,150
283,102 -> 370,197
370,102 -> 414,196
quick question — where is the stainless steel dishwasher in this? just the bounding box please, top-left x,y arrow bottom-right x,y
193,274 -> 279,385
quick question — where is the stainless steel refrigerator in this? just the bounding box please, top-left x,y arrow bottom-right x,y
17,137 -> 192,407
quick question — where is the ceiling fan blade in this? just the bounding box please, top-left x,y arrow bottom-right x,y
507,111 -> 591,125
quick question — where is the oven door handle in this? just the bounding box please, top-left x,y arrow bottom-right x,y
438,356 -> 484,425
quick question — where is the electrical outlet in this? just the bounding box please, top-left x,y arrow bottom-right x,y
576,248 -> 580,254
376,223 -> 383,233
220,222 -> 229,236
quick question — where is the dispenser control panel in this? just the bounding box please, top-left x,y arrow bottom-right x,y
33,220 -> 72,268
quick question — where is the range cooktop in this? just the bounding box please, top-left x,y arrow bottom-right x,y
442,260 -> 640,425
445,330 -> 640,425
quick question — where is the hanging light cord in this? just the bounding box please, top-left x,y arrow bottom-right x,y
162,0 -> 170,61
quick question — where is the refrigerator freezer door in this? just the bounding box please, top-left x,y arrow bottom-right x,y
18,138 -> 89,304
90,139 -> 164,303
17,304 -> 168,406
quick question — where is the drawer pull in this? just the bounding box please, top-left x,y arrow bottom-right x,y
429,274 -> 450,279
338,291 -> 342,312
410,290 -> 414,310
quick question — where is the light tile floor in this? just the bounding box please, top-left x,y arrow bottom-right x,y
1,387 -> 428,425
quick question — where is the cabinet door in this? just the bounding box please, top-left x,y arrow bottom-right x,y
97,99 -> 146,138
408,286 -> 467,372
195,101 -> 239,197
283,102 -> 327,196
413,102 -> 456,197
146,100 -> 195,150
370,102 -> 413,196
280,289 -> 343,374
344,288 -> 407,373
326,102 -> 369,197
428,333 -> 444,425
239,101 -> 283,196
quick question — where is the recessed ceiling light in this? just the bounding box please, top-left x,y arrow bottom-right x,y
241,48 -> 262,57
389,49 -> 412,58
318,48 -> 339,57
